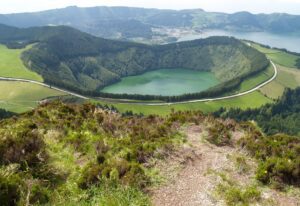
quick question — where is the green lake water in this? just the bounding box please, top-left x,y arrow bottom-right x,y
101,69 -> 220,96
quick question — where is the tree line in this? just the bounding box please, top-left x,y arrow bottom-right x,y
214,87 -> 300,136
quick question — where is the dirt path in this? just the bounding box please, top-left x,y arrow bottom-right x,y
150,125 -> 300,206
151,125 -> 237,206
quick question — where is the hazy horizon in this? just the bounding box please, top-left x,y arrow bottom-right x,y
0,0 -> 300,15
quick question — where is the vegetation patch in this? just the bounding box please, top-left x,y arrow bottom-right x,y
214,170 -> 261,206
0,44 -> 42,81
0,81 -> 65,113
251,42 -> 300,68
0,102 -> 207,205
234,155 -> 251,174
217,183 -> 261,206
238,123 -> 300,189
206,120 -> 233,146
214,87 -> 300,136
93,91 -> 272,116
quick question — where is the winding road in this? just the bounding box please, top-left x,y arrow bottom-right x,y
0,77 -> 89,100
0,60 -> 277,106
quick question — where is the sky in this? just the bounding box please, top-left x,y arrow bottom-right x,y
0,0 -> 300,15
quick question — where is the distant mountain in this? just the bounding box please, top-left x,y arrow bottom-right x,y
0,6 -> 299,40
0,24 -> 268,98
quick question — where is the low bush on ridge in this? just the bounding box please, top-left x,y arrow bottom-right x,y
239,123 -> 300,189
0,101 -> 205,205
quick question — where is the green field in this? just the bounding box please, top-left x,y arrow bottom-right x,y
251,43 -> 299,68
0,44 -> 65,113
0,44 -> 43,81
260,65 -> 300,99
93,91 -> 272,115
250,43 -> 300,99
235,64 -> 274,93
0,82 -> 65,113
102,69 -> 220,96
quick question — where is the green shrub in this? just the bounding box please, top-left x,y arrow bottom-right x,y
29,184 -> 50,205
256,157 -> 300,188
0,121 -> 47,168
235,156 -> 250,174
78,163 -> 104,189
0,173 -> 23,206
240,131 -> 300,187
77,180 -> 150,206
207,122 -> 232,146
217,184 -> 261,206
122,163 -> 148,188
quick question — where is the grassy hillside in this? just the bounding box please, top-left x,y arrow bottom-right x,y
260,65 -> 300,99
251,43 -> 299,68
0,44 -> 42,81
0,102 -> 299,205
231,64 -> 274,93
0,102 -> 188,205
251,43 -> 300,99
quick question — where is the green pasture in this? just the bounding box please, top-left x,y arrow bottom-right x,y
0,44 -> 43,81
93,91 -> 272,116
237,64 -> 274,92
0,81 -> 65,113
251,43 -> 299,68
250,43 -> 300,99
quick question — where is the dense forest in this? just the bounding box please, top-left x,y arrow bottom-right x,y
214,87 -> 300,136
0,24 -> 268,100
